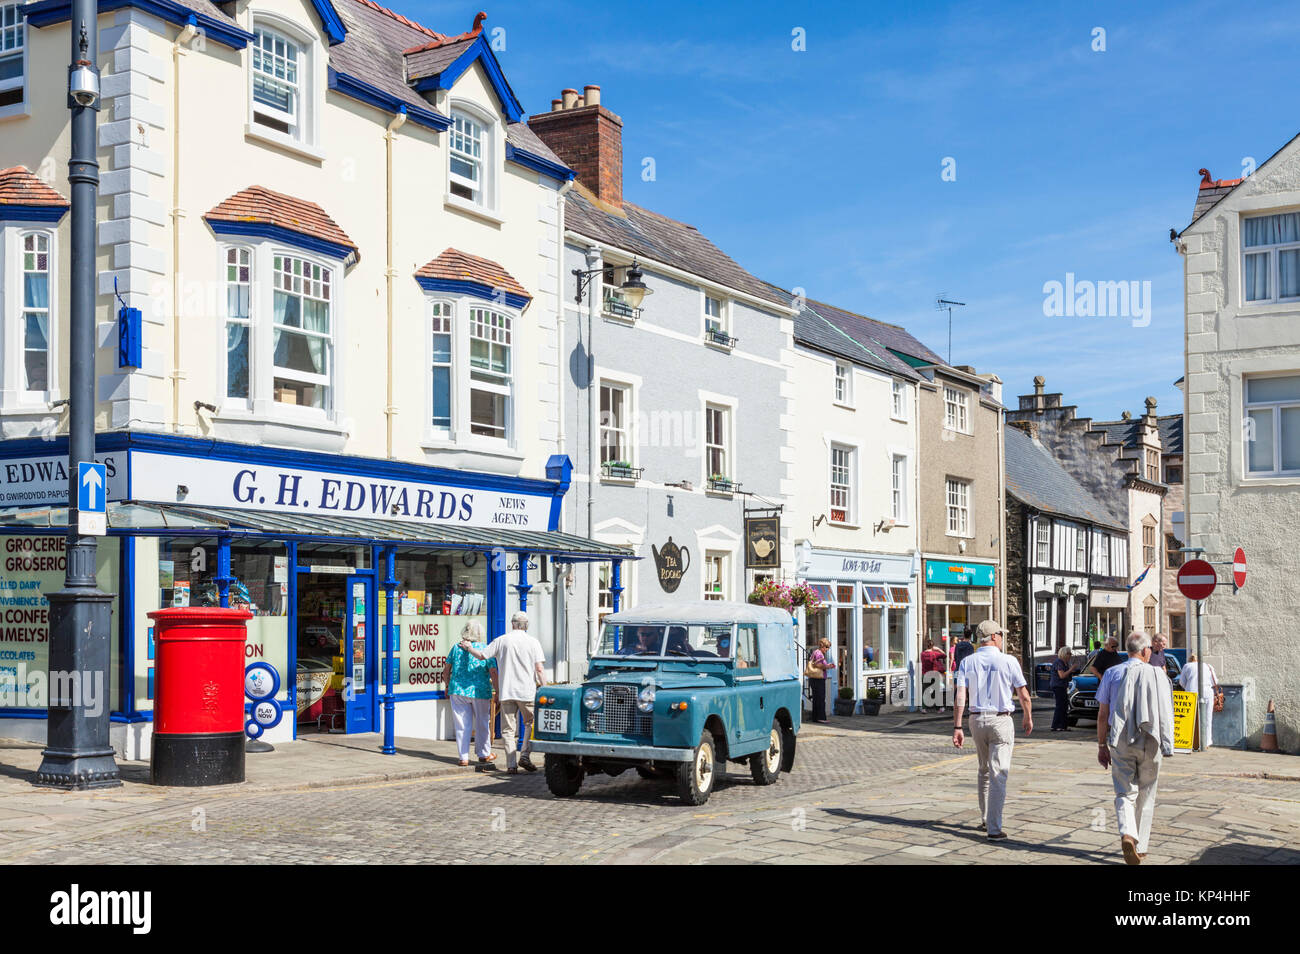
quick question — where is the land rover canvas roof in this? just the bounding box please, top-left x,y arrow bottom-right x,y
604,601 -> 793,626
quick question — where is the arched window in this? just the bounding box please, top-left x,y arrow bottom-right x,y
250,19 -> 315,146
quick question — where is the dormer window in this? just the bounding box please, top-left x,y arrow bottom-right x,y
449,112 -> 484,202
252,27 -> 301,137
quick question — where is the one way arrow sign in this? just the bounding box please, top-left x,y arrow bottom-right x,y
77,461 -> 106,536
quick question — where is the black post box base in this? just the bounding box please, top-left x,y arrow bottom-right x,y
152,732 -> 246,786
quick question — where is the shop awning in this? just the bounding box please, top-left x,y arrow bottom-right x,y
862,583 -> 911,609
0,501 -> 635,562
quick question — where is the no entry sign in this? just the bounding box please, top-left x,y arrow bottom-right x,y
1178,559 -> 1217,600
1233,547 -> 1247,589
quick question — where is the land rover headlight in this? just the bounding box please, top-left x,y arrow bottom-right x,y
637,686 -> 656,712
582,687 -> 604,710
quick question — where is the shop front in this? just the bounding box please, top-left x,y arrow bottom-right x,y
0,433 -> 629,758
1088,588 -> 1129,649
797,546 -> 919,711
922,559 -> 997,669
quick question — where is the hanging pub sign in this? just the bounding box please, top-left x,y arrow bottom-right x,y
745,515 -> 781,569
651,537 -> 690,593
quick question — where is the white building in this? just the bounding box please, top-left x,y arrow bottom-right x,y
1177,158 -> 1300,751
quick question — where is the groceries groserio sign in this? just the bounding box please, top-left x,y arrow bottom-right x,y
0,453 -> 127,507
129,452 -> 552,530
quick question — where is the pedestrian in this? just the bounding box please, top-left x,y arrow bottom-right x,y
951,630 -> 975,674
1096,630 -> 1175,865
445,620 -> 498,767
806,637 -> 834,722
920,639 -> 948,711
1177,654 -> 1221,748
459,611 -> 545,774
1088,635 -> 1125,679
1148,633 -> 1168,670
952,619 -> 1034,840
1049,646 -> 1078,732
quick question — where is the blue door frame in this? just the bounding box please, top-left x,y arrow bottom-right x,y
345,572 -> 378,733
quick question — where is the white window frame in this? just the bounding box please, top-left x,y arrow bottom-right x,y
1,225 -> 59,408
1035,518 -> 1050,568
700,394 -> 736,487
216,241 -> 345,427
1073,599 -> 1085,646
1241,212 -> 1300,305
1075,527 -> 1088,573
945,477 -> 971,537
429,299 -> 454,438
829,443 -> 854,525
702,292 -> 733,348
446,101 -> 500,216
599,379 -> 635,469
222,246 -> 253,409
0,1 -> 28,119
1033,599 -> 1049,651
891,378 -> 907,421
466,304 -> 513,443
943,385 -> 970,433
890,454 -> 907,524
1243,373 -> 1300,478
702,550 -> 730,601
834,362 -> 853,407
248,16 -> 318,151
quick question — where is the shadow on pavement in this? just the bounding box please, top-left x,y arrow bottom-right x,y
1194,843 -> 1300,864
822,807 -> 1116,863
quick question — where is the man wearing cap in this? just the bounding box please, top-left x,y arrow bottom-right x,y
952,619 -> 1034,840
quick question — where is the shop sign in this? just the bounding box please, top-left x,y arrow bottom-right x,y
801,548 -> 913,583
744,516 -> 780,569
1091,589 -> 1127,608
651,538 -> 690,593
925,560 -> 996,587
0,452 -> 127,507
129,451 -> 552,531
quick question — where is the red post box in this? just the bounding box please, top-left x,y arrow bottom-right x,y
149,607 -> 252,786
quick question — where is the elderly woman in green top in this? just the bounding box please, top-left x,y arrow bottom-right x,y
446,620 -> 498,766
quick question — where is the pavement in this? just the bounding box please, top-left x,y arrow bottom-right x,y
0,699 -> 1296,864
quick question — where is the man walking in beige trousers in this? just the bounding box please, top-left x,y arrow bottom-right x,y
952,619 -> 1034,840
460,611 -> 546,774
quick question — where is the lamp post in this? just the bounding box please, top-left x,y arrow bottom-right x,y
34,2 -> 121,789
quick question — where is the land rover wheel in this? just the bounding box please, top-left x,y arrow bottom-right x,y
543,755 -> 584,797
749,719 -> 783,785
676,731 -> 717,805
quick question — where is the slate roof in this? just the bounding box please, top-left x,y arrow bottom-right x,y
0,167 -> 69,208
565,184 -> 788,308
1090,413 -> 1182,455
806,298 -> 944,367
204,186 -> 358,257
1158,415 -> 1183,455
1005,425 -> 1125,530
789,301 -> 921,380
415,248 -> 530,301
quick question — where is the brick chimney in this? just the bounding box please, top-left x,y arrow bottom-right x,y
528,85 -> 623,207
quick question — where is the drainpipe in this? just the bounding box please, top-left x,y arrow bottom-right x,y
555,178 -> 573,681
171,17 -> 198,431
384,107 -> 407,458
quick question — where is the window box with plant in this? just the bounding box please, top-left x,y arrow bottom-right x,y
601,285 -> 641,322
862,687 -> 883,716
707,474 -> 739,495
600,460 -> 643,481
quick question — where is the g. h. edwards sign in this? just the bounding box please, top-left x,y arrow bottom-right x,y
129,451 -> 551,531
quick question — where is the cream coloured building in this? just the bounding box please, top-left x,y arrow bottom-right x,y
0,0 -> 628,756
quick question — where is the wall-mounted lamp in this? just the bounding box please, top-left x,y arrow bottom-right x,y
573,259 -> 653,309
1053,582 -> 1066,597
194,401 -> 218,414
1068,583 -> 1079,596
176,484 -> 189,500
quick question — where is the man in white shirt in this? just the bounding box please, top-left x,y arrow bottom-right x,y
461,611 -> 546,774
952,619 -> 1033,840
1177,654 -> 1219,749
1096,630 -> 1175,865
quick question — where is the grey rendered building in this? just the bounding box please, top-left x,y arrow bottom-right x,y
527,88 -> 794,671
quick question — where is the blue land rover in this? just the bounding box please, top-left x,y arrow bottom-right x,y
532,601 -> 802,805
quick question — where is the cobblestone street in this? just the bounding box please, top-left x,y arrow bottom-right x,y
2,711 -> 1297,865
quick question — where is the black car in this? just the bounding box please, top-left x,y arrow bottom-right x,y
1035,650 -> 1182,726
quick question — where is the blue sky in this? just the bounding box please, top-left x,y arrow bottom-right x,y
411,0 -> 1297,420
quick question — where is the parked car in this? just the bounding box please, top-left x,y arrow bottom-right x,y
531,601 -> 802,805
1035,650 -> 1182,725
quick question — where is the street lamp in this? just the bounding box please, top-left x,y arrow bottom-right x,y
34,4 -> 120,790
573,258 -> 654,309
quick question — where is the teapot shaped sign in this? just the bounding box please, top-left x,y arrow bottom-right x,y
651,537 -> 690,593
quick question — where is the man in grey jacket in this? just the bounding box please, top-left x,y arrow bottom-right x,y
1096,630 -> 1175,865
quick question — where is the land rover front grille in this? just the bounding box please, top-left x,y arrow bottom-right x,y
584,684 -> 651,737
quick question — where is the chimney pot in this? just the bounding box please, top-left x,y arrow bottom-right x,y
529,85 -> 623,207
584,84 -> 601,107
561,88 -> 580,109
551,99 -> 562,112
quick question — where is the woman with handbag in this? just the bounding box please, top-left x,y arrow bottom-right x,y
805,637 -> 835,723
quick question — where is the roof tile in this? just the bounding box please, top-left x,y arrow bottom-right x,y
0,167 -> 70,208
416,248 -> 530,301
204,186 -> 358,257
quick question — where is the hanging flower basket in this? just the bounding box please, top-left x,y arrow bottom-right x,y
747,579 -> 793,613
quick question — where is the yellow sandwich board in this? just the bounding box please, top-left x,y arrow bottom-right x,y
1172,690 -> 1197,752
